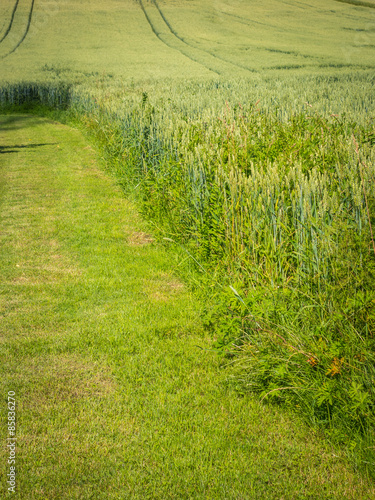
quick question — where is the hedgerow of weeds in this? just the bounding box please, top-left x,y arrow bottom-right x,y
106,94 -> 375,472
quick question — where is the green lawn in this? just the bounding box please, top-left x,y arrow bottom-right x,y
1,114 -> 374,498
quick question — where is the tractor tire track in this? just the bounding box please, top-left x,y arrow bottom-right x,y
138,0 -> 220,75
334,0 -> 375,8
152,0 -> 257,74
0,0 -> 20,44
1,0 -> 35,59
0,1 -> 15,36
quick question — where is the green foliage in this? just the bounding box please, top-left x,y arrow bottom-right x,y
0,74 -> 374,476
205,234 -> 375,469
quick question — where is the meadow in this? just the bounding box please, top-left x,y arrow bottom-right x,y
1,0 -> 375,492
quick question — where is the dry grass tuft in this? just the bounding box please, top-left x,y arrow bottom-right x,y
15,354 -> 116,408
143,273 -> 185,302
127,231 -> 154,246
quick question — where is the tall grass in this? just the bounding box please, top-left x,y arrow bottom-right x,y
1,75 -> 374,473
0,81 -> 72,109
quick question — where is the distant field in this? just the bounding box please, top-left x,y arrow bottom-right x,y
0,0 -> 374,82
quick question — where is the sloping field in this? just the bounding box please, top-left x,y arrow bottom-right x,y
0,0 -> 374,81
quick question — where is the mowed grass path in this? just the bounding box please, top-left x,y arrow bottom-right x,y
0,115 -> 374,499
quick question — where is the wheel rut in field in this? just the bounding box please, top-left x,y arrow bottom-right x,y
0,0 -> 35,59
0,0 -> 20,44
138,0 -> 220,75
334,0 -> 375,8
138,0 -> 254,76
152,0 -> 257,74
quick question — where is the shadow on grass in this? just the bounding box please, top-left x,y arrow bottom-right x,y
0,143 -> 57,154
0,114 -> 59,131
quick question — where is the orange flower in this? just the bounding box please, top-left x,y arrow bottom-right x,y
326,357 -> 344,377
307,356 -> 318,367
